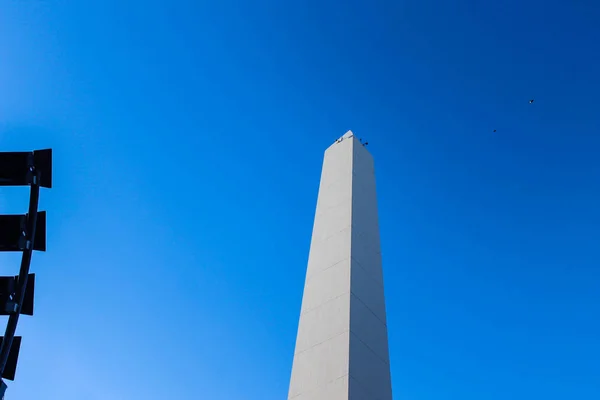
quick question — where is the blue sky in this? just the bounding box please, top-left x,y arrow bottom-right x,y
1,0 -> 599,398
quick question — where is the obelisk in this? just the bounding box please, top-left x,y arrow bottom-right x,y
288,131 -> 393,399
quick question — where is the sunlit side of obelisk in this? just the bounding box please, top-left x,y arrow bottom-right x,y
288,131 -> 392,400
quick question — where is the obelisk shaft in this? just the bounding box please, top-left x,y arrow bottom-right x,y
288,131 -> 392,400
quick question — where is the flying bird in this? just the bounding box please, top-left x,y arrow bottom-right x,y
493,129 -> 497,132
529,99 -> 534,104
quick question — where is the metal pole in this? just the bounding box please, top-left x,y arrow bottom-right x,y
0,170 -> 41,376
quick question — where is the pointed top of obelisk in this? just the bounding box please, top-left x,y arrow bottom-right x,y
330,130 -> 364,149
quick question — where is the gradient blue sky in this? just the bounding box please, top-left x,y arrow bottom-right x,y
1,1 -> 599,399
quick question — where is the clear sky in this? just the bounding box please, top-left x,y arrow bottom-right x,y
1,1 -> 599,399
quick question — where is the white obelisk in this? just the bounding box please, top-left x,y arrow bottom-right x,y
288,131 -> 392,400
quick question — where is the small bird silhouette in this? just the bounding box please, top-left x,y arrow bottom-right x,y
493,129 -> 497,132
529,99 -> 535,104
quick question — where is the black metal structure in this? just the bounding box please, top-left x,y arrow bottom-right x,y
0,149 -> 52,398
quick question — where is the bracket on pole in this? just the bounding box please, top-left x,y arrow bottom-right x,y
0,149 -> 52,188
0,337 -> 21,381
0,274 -> 35,316
0,212 -> 47,252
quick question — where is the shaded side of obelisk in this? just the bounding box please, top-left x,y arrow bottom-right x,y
288,131 -> 392,400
